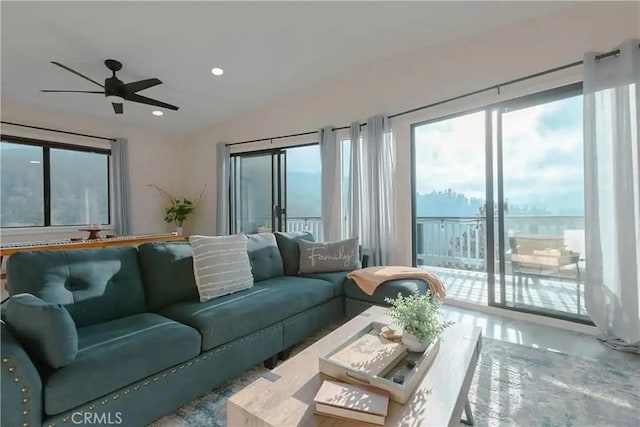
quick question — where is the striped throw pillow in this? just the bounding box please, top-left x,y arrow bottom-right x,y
189,234 -> 254,301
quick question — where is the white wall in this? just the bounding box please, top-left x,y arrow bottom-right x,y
183,1 -> 640,264
1,104 -> 186,243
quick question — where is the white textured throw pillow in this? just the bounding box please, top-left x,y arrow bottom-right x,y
189,234 -> 254,302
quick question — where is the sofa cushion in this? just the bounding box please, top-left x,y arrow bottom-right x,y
159,276 -> 334,351
5,293 -> 78,368
43,313 -> 201,415
137,242 -> 199,311
190,234 -> 254,301
274,231 -> 315,276
6,247 -> 146,327
344,278 -> 430,306
299,271 -> 347,297
246,233 -> 284,281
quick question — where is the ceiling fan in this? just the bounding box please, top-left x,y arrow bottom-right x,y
41,59 -> 179,115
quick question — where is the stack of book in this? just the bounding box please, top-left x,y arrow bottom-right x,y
313,380 -> 389,425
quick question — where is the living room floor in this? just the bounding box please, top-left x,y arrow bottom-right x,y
440,304 -> 635,364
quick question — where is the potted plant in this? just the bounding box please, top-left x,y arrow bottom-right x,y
385,292 -> 453,352
150,185 -> 205,234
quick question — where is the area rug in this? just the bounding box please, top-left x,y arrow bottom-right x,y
152,334 -> 640,427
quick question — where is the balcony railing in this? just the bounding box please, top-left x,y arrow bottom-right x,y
415,215 -> 585,271
286,216 -> 323,239
287,215 -> 585,272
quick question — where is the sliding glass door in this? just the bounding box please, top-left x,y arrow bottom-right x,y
231,150 -> 285,234
230,144 -> 322,236
412,83 -> 589,322
497,87 -> 587,319
412,111 -> 488,304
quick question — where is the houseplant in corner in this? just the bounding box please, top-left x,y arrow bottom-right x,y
385,292 -> 453,352
150,185 -> 205,235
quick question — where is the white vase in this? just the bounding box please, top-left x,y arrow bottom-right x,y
176,226 -> 183,235
402,330 -> 430,352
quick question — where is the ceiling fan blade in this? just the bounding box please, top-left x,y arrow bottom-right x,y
51,61 -> 104,88
121,78 -> 162,94
112,103 -> 123,114
126,93 -> 179,111
41,90 -> 105,93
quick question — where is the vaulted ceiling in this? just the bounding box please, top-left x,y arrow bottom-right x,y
1,1 -> 575,137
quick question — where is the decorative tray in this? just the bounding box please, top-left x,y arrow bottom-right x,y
319,321 -> 440,404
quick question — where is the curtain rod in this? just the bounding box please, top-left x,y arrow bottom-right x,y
226,44 -> 639,148
0,121 -> 116,142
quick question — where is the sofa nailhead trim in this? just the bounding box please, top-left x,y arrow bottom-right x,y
3,355 -> 35,426
62,415 -> 70,422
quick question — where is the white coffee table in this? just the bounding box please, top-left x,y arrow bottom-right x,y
228,306 -> 482,426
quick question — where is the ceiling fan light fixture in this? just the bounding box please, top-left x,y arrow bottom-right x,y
106,94 -> 124,103
43,60 -> 179,115
152,110 -> 164,116
211,67 -> 224,76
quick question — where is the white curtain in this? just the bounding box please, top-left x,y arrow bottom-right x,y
319,126 -> 341,241
360,115 -> 396,266
110,138 -> 131,235
583,39 -> 640,352
216,142 -> 231,235
346,122 -> 361,239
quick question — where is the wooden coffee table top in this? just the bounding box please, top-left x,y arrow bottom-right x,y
227,306 -> 482,427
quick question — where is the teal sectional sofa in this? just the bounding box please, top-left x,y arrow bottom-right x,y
1,232 -> 428,427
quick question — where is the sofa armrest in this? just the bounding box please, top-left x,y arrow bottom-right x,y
1,320 -> 43,427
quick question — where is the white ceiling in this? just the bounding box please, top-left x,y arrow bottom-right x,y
1,1 -> 575,137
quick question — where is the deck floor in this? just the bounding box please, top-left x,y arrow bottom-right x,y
427,266 -> 589,320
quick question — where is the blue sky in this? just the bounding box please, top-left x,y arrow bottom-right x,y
415,94 -> 585,215
284,94 -> 585,217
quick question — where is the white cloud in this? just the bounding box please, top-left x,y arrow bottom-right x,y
414,97 -> 584,211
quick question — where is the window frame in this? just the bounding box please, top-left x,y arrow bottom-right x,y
0,134 -> 112,228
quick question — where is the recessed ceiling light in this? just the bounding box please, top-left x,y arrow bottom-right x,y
152,110 -> 164,116
211,67 -> 224,76
29,160 -> 41,164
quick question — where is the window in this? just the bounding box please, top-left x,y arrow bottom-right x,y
0,142 -> 44,226
0,136 -> 111,227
